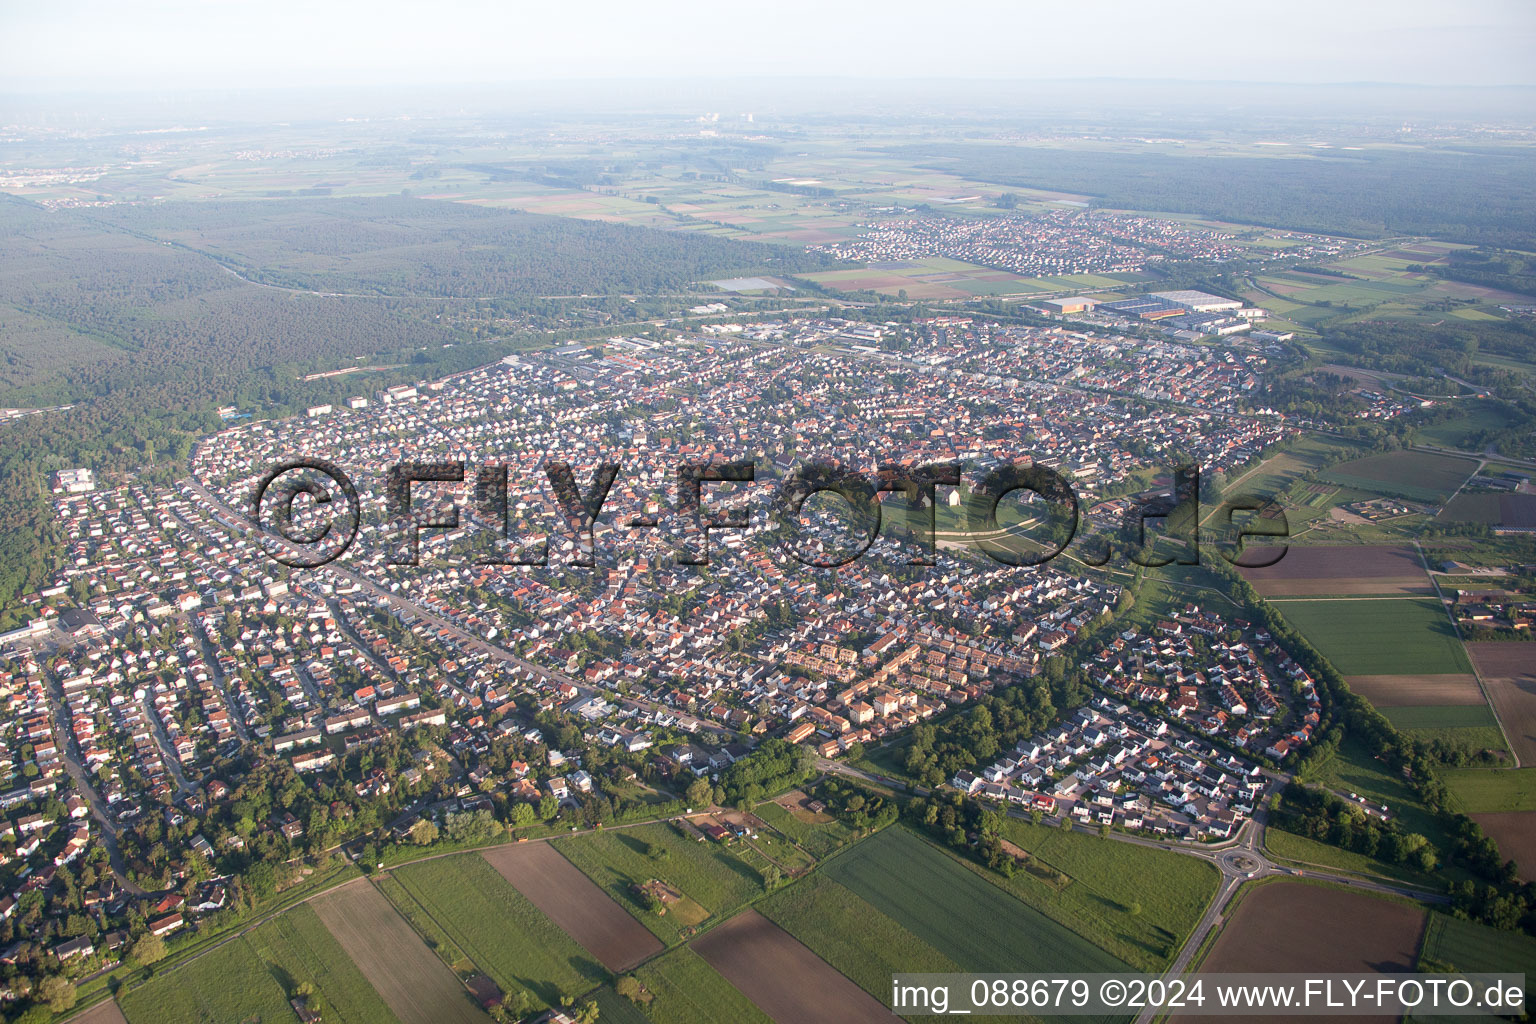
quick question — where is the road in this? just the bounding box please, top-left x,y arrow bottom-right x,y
42,675 -> 147,895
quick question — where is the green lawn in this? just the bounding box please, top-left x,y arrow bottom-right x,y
390,854 -> 604,1008
120,935 -> 298,1024
1442,767 -> 1536,812
555,822 -> 767,944
246,905 -> 402,1024
1275,597 -> 1472,675
823,827 -> 1131,977
631,945 -> 773,1024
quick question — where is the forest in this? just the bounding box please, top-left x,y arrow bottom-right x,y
898,144 -> 1536,249
90,196 -> 838,299
0,195 -> 826,616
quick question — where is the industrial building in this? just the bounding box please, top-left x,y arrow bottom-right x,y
1041,296 -> 1098,314
1149,290 -> 1244,313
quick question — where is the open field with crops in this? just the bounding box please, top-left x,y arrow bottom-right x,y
313,878 -> 490,1024
482,842 -> 663,972
1468,644 -> 1536,764
389,855 -> 604,1010
823,827 -> 1130,975
247,904 -> 404,1024
1320,451 -> 1477,504
1239,544 -> 1432,597
118,932 -> 300,1024
1274,597 -> 1472,676
691,910 -> 898,1024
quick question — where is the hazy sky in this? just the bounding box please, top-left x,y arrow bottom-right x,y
3,0 -> 1534,92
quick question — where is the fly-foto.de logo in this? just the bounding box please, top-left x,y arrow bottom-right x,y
250,457 -> 1288,570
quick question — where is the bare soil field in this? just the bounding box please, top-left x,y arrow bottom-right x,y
70,1000 -> 130,1024
1176,882 -> 1424,1024
481,843 -> 663,972
1347,673 -> 1486,707
1471,812 -> 1536,881
691,910 -> 895,1024
1239,544 -> 1431,596
1469,645 -> 1536,764
313,878 -> 490,1024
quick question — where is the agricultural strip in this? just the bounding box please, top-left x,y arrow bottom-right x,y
1468,644 -> 1536,764
312,877 -> 491,1024
1239,544 -> 1433,597
389,854 -> 606,1009
631,944 -> 774,1024
118,932 -> 298,1024
481,842 -> 663,972
691,910 -> 895,1024
1346,674 -> 1485,708
247,903 -> 404,1024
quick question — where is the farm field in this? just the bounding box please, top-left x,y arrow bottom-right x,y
1319,451 -> 1477,504
481,842 -> 663,972
758,873 -> 960,1003
1346,673 -> 1485,708
1378,703 -> 1509,756
1238,544 -> 1432,596
1274,597 -> 1473,676
247,904 -> 404,1024
691,910 -> 896,1024
1440,492 -> 1536,528
389,854 -> 605,1009
312,878 -> 491,1024
631,945 -> 774,1024
823,827 -> 1130,976
984,818 -> 1219,970
118,932 -> 298,1024
554,821 -> 767,944
1419,911 -> 1536,975
1442,767 -> 1536,812
70,1001 -> 129,1024
1175,882 -> 1424,1024
1467,643 -> 1536,764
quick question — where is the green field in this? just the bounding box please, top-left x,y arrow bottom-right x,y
247,905 -> 403,1024
758,872 -> 961,1004
824,827 -> 1131,976
1442,767 -> 1536,812
1379,704 -> 1508,755
120,934 -> 299,1024
631,945 -> 773,1024
986,819 -> 1220,969
1275,597 -> 1473,676
1419,911 -> 1536,974
1320,451 -> 1477,504
555,822 -> 767,944
390,854 -> 605,1008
